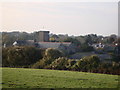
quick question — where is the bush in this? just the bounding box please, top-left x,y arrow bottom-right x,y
111,54 -> 120,62
81,44 -> 94,52
66,59 -> 77,70
49,57 -> 68,70
2,46 -> 44,67
31,59 -> 45,69
31,48 -> 64,69
75,55 -> 100,72
45,48 -> 63,59
98,62 -> 120,75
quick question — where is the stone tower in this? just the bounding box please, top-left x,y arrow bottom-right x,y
35,31 -> 49,42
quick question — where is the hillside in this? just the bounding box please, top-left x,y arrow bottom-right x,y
1,68 -> 119,88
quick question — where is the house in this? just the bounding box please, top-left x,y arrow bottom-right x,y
13,40 -> 35,47
92,43 -> 105,49
38,42 -> 77,54
12,31 -> 78,54
103,44 -> 116,52
13,41 -> 77,55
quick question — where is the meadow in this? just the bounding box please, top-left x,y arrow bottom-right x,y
1,67 -> 119,88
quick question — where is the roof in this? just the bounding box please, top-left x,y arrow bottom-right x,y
38,42 -> 71,44
38,42 -> 71,48
16,40 -> 26,45
13,40 -> 72,48
13,40 -> 35,46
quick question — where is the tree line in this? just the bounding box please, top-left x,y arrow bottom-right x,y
2,46 -> 120,75
2,31 -> 119,47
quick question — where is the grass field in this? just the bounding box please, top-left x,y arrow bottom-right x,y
1,67 -> 119,88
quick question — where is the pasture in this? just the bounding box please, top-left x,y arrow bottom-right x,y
1,68 -> 119,88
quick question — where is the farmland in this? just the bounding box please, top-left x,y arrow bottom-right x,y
1,67 -> 119,88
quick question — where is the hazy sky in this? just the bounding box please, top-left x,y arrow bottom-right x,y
0,1 -> 118,36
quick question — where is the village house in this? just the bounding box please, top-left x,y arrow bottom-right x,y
92,43 -> 105,49
13,31 -> 77,54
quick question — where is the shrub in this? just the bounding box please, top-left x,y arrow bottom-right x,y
81,44 -> 94,52
45,48 -> 63,59
75,55 -> 100,72
31,59 -> 45,69
66,59 -> 77,70
2,46 -> 44,67
111,53 -> 120,62
49,57 -> 68,70
32,48 -> 64,69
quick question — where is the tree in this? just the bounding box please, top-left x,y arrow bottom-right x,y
50,34 -> 59,42
49,57 -> 68,70
45,48 -> 63,59
76,55 -> 100,72
80,44 -> 94,52
107,34 -> 117,44
2,46 -> 44,67
2,32 -> 35,47
32,48 -> 64,69
64,37 -> 81,46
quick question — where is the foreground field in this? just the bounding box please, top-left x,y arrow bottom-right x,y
1,68 -> 119,88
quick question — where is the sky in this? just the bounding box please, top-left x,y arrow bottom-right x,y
0,1 -> 118,36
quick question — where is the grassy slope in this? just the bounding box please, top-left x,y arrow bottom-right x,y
1,68 -> 119,88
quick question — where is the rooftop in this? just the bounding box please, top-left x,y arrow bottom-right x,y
38,42 -> 71,44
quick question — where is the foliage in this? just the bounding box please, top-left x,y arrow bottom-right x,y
95,48 -> 105,54
2,46 -> 44,67
111,53 -> 120,62
63,37 -> 81,46
2,32 -> 34,46
49,34 -> 59,42
2,33 -> 16,46
45,48 -> 63,59
32,48 -> 64,69
107,34 -> 117,44
2,46 -> 120,75
76,55 -> 100,72
98,62 -> 120,75
32,57 -> 57,69
48,57 -> 68,70
80,44 -> 94,52
66,59 -> 77,70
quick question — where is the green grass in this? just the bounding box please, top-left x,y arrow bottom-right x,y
1,67 -> 119,88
